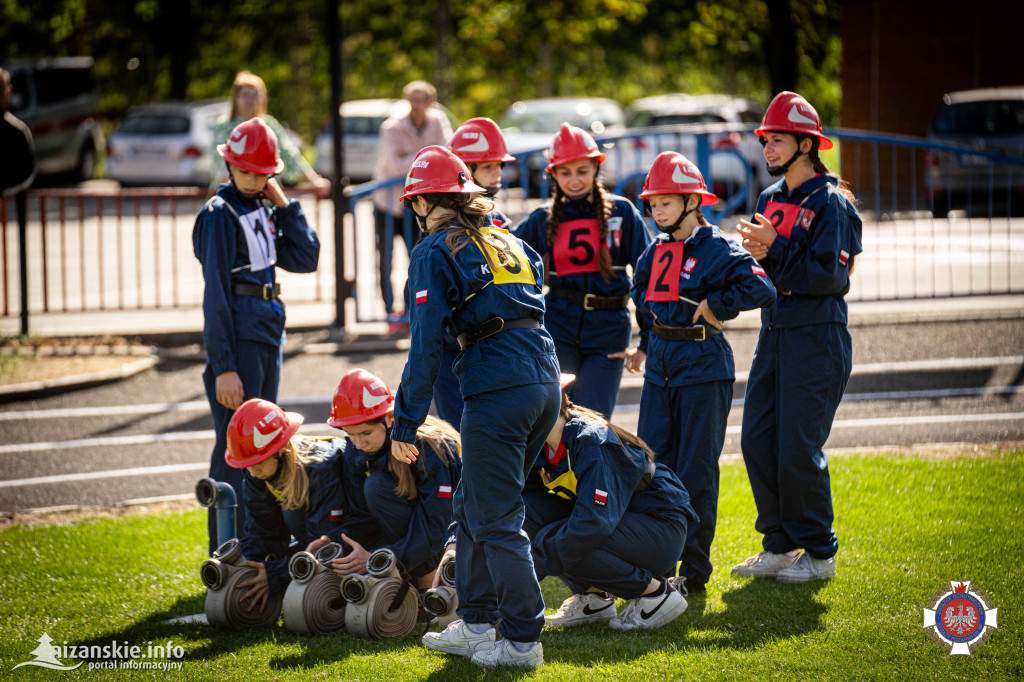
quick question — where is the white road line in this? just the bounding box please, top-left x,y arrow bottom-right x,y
2,356 -> 1021,421
0,423 -> 336,455
1,413 -> 1021,489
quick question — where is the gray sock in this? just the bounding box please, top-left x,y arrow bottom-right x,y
510,641 -> 536,653
465,622 -> 491,634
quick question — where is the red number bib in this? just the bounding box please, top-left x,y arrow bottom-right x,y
763,201 -> 816,239
646,242 -> 685,302
553,219 -> 602,275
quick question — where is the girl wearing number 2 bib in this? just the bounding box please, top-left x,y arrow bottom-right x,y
515,123 -> 653,418
390,146 -> 560,669
732,92 -> 863,584
628,152 -> 776,594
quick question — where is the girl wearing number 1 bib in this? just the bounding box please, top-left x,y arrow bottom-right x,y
628,152 -> 776,594
515,123 -> 653,418
389,146 -> 560,669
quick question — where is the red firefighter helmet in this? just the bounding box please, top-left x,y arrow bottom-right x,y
639,151 -> 719,205
546,122 -> 606,172
225,398 -> 304,468
217,117 -> 286,174
328,368 -> 395,427
755,91 -> 833,151
449,117 -> 516,164
400,145 -> 487,201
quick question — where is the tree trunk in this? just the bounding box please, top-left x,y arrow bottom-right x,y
765,0 -> 798,94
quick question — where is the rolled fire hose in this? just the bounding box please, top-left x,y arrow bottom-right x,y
340,548 -> 419,638
421,555 -> 458,628
282,542 -> 347,635
201,538 -> 283,629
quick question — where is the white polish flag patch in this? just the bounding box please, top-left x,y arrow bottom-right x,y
839,250 -> 850,266
594,489 -> 608,506
416,289 -> 429,305
752,264 -> 767,277
437,484 -> 453,499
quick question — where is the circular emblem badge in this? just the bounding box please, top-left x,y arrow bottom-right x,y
922,580 -> 999,655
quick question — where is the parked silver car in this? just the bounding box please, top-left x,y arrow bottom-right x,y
620,94 -> 772,211
4,57 -> 104,181
313,99 -> 459,183
925,87 -> 1024,216
498,97 -> 626,195
106,99 -> 230,187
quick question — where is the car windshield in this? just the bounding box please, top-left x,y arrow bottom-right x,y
344,116 -> 389,135
500,102 -> 623,134
119,115 -> 190,135
932,100 -> 1024,136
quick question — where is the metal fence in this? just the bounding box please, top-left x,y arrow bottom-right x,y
3,126 -> 1023,331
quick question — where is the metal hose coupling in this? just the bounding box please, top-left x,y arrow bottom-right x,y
421,555 -> 458,628
200,538 -> 283,629
340,548 -> 418,638
195,477 -> 237,548
282,543 -> 346,634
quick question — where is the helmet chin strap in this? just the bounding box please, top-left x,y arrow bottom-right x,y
646,196 -> 694,235
766,134 -> 806,177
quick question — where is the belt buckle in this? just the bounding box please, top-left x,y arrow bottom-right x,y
583,293 -> 597,311
261,283 -> 275,301
696,325 -> 706,341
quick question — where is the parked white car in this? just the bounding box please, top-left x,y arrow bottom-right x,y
619,94 -> 772,211
106,99 -> 230,187
313,99 -> 459,183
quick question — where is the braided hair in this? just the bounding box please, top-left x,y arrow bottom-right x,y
544,161 -> 615,280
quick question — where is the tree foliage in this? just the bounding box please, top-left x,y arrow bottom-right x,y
0,0 -> 842,143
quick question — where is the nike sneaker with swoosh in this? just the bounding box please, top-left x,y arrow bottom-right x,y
544,592 -> 616,627
421,619 -> 495,657
609,584 -> 687,631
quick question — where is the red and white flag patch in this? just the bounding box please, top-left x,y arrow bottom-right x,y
751,264 -> 767,277
839,250 -> 850,266
330,509 -> 344,522
415,289 -> 429,305
437,484 -> 453,499
594,489 -> 608,507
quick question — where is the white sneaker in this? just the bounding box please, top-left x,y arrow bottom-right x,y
731,551 -> 800,578
421,619 -> 495,657
545,592 -> 617,627
609,586 -> 687,631
470,639 -> 543,668
776,553 -> 836,583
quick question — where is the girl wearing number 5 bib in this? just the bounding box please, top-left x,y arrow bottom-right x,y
628,152 -> 776,594
515,123 -> 653,419
732,92 -> 863,584
389,146 -> 560,669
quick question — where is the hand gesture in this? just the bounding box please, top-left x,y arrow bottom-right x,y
215,371 -> 245,410
391,439 -> 419,464
330,533 -> 371,577
607,347 -> 646,374
692,299 -> 723,330
236,560 -> 270,613
742,238 -> 769,261
263,177 -> 289,208
305,535 -> 330,555
736,213 -> 777,249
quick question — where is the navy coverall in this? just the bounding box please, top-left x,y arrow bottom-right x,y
516,196 -> 652,418
392,223 -> 560,644
522,417 -> 697,599
632,225 -> 776,586
240,439 -> 377,595
429,208 -> 512,430
193,183 -> 320,554
342,435 -> 462,578
741,174 -> 863,560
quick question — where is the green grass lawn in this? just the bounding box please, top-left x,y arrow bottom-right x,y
2,449 -> 1022,680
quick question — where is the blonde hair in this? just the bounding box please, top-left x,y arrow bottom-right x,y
388,416 -> 461,500
270,439 -> 316,511
418,192 -> 520,275
230,70 -> 268,119
546,160 -> 615,280
559,392 -> 655,464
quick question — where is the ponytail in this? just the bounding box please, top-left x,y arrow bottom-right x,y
417,192 -> 517,276
808,144 -> 858,274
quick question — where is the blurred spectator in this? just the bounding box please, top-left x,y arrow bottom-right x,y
211,70 -> 330,196
0,67 -> 36,195
371,80 -> 453,321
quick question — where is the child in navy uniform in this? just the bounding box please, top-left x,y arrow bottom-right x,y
390,146 -> 560,669
733,91 -> 863,583
193,117 -> 320,555
326,368 -> 462,590
627,152 -> 776,594
515,123 -> 652,418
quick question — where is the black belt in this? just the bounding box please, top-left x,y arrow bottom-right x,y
456,317 -> 539,349
634,459 -> 656,493
650,321 -> 720,342
548,286 -> 630,311
232,282 -> 281,301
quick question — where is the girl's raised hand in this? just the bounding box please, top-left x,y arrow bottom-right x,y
391,439 -> 419,464
262,177 -> 289,208
736,213 -> 777,248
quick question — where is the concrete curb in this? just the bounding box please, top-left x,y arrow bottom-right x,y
0,352 -> 159,401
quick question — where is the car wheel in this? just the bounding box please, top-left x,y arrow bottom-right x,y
76,143 -> 97,182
